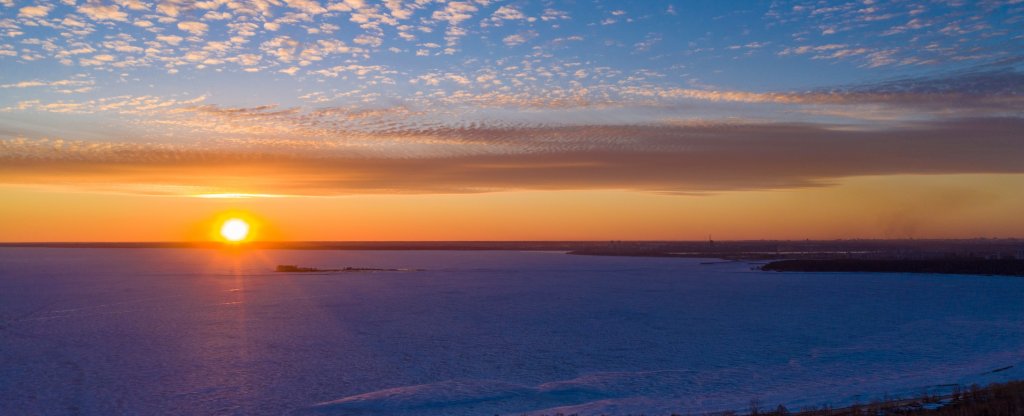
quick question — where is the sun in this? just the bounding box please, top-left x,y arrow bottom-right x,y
219,218 -> 250,242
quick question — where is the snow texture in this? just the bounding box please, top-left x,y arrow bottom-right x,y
1,248 -> 1023,415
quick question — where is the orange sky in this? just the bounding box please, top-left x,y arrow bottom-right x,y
2,174 -> 1023,242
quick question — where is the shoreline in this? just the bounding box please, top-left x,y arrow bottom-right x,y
741,379 -> 1024,416
5,241 -> 1024,277
760,258 -> 1024,277
531,379 -> 1024,416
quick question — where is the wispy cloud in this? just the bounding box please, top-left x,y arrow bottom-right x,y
623,69 -> 1024,116
0,78 -> 93,90
6,67 -> 1022,126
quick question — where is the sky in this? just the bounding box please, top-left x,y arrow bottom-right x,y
1,0 -> 1023,241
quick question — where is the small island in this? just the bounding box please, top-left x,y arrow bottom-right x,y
275,264 -> 407,273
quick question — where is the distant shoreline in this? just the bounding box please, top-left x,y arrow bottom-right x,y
3,241 -> 1024,274
761,258 -> 1024,277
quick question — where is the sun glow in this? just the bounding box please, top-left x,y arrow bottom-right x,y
219,218 -> 250,242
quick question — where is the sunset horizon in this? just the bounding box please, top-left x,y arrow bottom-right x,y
2,1 -> 1023,243
3,1 -> 1024,415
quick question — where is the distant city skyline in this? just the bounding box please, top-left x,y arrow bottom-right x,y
1,0 -> 1023,241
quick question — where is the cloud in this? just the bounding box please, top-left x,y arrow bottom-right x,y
0,81 -> 47,89
3,94 -> 207,114
2,118 -> 1023,195
771,0 -> 1020,68
284,0 -> 326,15
432,1 -> 478,46
77,4 -> 129,21
0,78 -> 93,89
18,4 -> 52,17
623,69 -> 1024,116
177,21 -> 208,35
502,31 -> 537,47
353,34 -> 382,47
490,5 -> 525,22
540,9 -> 569,21
156,1 -> 180,17
157,35 -> 184,45
6,1 -> 1018,87
115,0 -> 149,11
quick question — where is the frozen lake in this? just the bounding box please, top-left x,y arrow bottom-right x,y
1,248 -> 1023,415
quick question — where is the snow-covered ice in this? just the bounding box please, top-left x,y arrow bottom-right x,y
1,248 -> 1023,415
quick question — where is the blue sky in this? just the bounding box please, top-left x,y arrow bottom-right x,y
0,0 -> 1022,196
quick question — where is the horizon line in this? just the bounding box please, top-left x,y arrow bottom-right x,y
1,238 -> 1022,245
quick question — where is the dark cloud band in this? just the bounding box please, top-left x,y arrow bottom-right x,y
2,117 -> 1022,195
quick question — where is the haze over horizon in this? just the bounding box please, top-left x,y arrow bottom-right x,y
2,0 -> 1023,241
